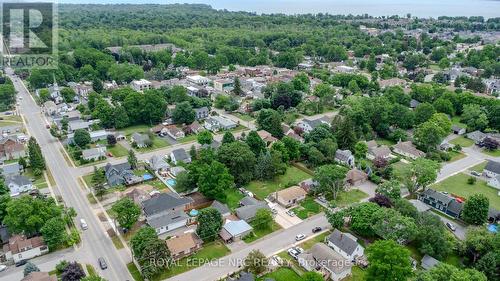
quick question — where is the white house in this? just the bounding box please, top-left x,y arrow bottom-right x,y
3,235 -> 49,263
326,229 -> 364,261
335,150 -> 355,168
187,75 -> 211,85
488,175 -> 500,190
298,243 -> 352,281
170,148 -> 191,165
484,160 -> 500,178
141,193 -> 193,235
6,175 -> 35,197
82,146 -> 107,161
131,79 -> 152,92
204,116 -> 237,132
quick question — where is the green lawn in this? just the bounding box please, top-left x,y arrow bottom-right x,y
152,241 -> 229,281
449,136 -> 474,147
82,174 -> 94,187
23,168 -> 47,189
291,197 -> 323,219
451,116 -> 467,128
127,263 -> 144,281
147,179 -> 167,190
448,151 -> 466,162
222,188 -> 245,210
178,134 -> 199,144
257,267 -> 302,281
136,136 -> 169,152
332,189 -> 369,208
297,231 -> 331,250
375,138 -> 396,146
482,149 -> 500,157
345,266 -> 367,281
0,115 -> 22,122
246,166 -> 311,199
243,222 -> 282,243
107,143 -> 129,157
432,173 -> 500,209
121,125 -> 151,136
470,161 -> 487,173
232,112 -> 255,122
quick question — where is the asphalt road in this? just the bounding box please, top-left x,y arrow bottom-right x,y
2,68 -> 132,281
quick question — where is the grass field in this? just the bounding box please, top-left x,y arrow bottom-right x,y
152,241 -> 229,281
432,173 -> 500,209
297,231 -> 331,250
223,188 -> 245,210
291,197 -> 323,219
375,138 -> 396,146
246,166 -> 311,199
232,112 -> 255,122
178,134 -> 199,143
449,136 -> 474,147
482,149 -> 500,157
136,136 -> 169,152
448,151 -> 466,162
127,263 -> 144,281
345,266 -> 368,281
107,143 -> 129,157
121,125 -> 151,136
257,267 -> 302,281
332,189 -> 369,208
243,222 -> 282,243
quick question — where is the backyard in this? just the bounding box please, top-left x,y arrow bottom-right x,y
290,197 -> 323,219
482,149 -> 500,157
257,267 -> 302,281
232,112 -> 255,122
135,136 -> 170,152
431,172 -> 500,209
222,188 -> 245,210
246,166 -> 311,199
106,143 -> 129,157
24,168 -> 48,189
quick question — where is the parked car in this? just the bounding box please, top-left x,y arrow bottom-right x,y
0,264 -> 6,272
446,222 -> 456,231
80,219 -> 88,230
15,260 -> 27,267
293,247 -> 304,254
471,171 -> 481,177
287,248 -> 300,259
98,257 -> 107,270
286,210 -> 295,217
295,234 -> 306,241
272,255 -> 283,265
312,227 -> 322,233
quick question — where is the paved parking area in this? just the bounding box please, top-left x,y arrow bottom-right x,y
270,201 -> 303,229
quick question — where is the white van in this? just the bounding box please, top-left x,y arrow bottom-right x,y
80,219 -> 88,230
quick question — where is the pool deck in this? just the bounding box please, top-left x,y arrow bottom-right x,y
154,171 -> 178,194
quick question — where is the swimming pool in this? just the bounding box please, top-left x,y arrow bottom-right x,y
166,178 -> 177,187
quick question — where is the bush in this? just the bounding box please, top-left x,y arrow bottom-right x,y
467,176 -> 477,185
56,260 -> 69,273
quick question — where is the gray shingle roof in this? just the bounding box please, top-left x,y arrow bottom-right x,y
146,210 -> 188,229
171,148 -> 190,162
210,200 -> 230,216
485,160 -> 500,174
141,193 -> 193,217
6,175 -> 31,186
421,254 -> 440,270
327,229 -> 360,256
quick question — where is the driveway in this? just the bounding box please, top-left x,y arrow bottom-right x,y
437,213 -> 466,240
270,202 -> 303,229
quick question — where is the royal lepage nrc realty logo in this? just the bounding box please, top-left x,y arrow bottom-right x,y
1,2 -> 57,69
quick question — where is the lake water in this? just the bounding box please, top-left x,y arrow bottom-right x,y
59,0 -> 500,18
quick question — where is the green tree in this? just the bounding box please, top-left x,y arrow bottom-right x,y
372,208 -> 418,244
23,262 -> 40,277
73,129 -> 91,147
253,208 -> 273,230
354,141 -> 368,159
4,196 -> 61,236
222,132 -> 235,144
302,272 -> 324,281
137,238 -> 170,279
461,104 -> 489,132
256,109 -> 283,139
414,102 -> 436,124
313,165 -> 348,200
40,217 -> 67,249
111,198 -> 141,229
348,202 -> 381,237
326,210 -> 345,229
333,115 -> 357,150
217,141 -> 256,185
172,101 -> 195,124
127,149 -> 137,169
416,263 -> 487,281
245,131 -> 267,155
375,180 -> 401,200
198,161 -> 234,201
366,240 -> 413,281
130,226 -> 157,258
461,194 -> 489,225
244,250 -> 268,275
232,77 -> 243,95
61,87 -> 76,103
197,130 -> 213,145
28,137 -> 45,173
196,208 -> 223,242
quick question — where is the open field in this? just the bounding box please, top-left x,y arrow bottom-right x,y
246,166 -> 311,199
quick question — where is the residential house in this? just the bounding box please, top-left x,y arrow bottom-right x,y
204,116 -> 237,132
213,79 -> 234,92
484,78 -> 499,95
3,235 -> 49,263
235,196 -> 270,222
298,243 -> 352,281
166,126 -> 185,140
0,137 -> 26,161
392,141 -> 425,160
6,175 -> 34,197
367,145 -> 392,160
379,78 -> 407,89
466,131 -> 487,145
43,101 -> 57,116
131,79 -> 152,92
418,189 -> 463,219
296,117 -> 331,134
421,255 -> 440,270
452,125 -> 466,135
299,179 -> 319,193
165,233 -> 203,260
335,149 -> 355,167
185,121 -> 203,135
122,187 -> 152,205
187,75 -> 211,86
194,107 -> 209,120
326,229 -> 364,261
22,272 -> 57,281
67,120 -> 90,133
170,166 -> 186,177
410,99 -> 420,109
67,130 -> 109,145
257,130 -> 277,146
148,155 -> 170,172
68,82 -> 92,98
488,175 -> 500,189
219,219 -> 253,243
170,148 -> 191,165
104,162 -> 136,187
141,193 -> 194,235
272,186 -> 307,208
81,146 -> 107,161
483,160 -> 500,178
186,86 -> 199,97
47,83 -> 63,104
0,163 -> 22,178
345,169 -> 368,187
131,133 -> 150,148
210,200 -> 231,217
